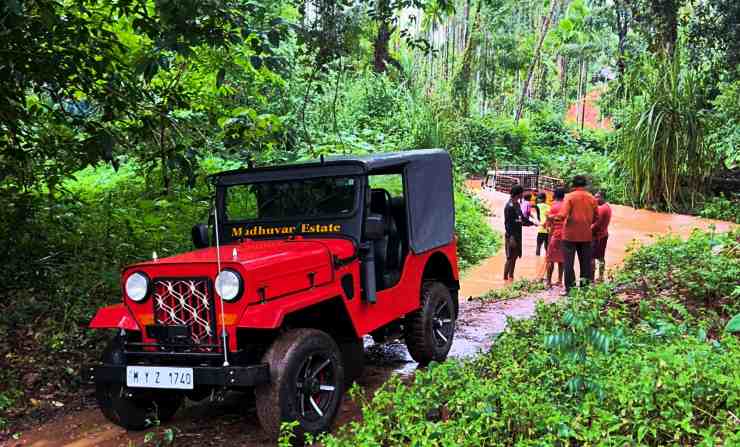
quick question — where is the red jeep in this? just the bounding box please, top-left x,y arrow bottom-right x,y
83,149 -> 459,438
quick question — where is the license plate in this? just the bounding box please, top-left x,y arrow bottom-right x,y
126,366 -> 194,390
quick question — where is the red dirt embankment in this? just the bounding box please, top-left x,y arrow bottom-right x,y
565,89 -> 613,131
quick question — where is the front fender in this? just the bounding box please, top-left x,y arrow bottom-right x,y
237,286 -> 343,330
89,303 -> 140,331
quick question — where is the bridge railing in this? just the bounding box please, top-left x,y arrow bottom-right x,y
538,175 -> 565,192
483,164 -> 564,195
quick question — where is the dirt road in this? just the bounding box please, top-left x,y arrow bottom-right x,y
7,189 -> 735,447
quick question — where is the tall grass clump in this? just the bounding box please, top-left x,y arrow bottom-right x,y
616,53 -> 717,210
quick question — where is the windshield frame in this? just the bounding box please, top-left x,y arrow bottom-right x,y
214,172 -> 368,246
220,175 -> 362,224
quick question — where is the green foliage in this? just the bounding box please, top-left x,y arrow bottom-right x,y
618,228 -> 740,310
616,53 -> 716,209
322,230 -> 740,446
698,193 -> 740,223
708,80 -> 740,169
143,427 -> 176,446
474,278 -> 545,302
454,189 -> 501,270
278,420 -> 300,447
726,314 -> 740,334
446,116 -> 530,175
0,0 -> 292,193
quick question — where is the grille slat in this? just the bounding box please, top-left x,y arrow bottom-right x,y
153,278 -> 218,350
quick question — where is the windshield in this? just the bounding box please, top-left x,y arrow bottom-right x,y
224,176 -> 358,222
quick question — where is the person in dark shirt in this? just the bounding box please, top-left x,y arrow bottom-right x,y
590,191 -> 612,282
504,185 -> 525,281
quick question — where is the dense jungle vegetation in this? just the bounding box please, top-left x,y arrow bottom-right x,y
1,0 -> 739,436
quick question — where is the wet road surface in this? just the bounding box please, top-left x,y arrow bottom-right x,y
8,188 -> 736,447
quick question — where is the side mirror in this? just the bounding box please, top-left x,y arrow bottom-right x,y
364,214 -> 386,241
192,224 -> 210,248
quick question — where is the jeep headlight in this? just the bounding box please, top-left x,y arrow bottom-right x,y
125,272 -> 150,302
215,269 -> 242,301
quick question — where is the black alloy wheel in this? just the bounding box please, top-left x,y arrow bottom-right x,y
256,329 -> 344,440
295,353 -> 338,422
404,281 -> 456,366
431,299 -> 454,349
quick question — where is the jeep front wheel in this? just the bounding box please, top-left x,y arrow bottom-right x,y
95,337 -> 182,430
404,281 -> 456,366
256,329 -> 344,440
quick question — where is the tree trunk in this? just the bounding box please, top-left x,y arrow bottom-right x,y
159,111 -> 170,195
463,0 -> 471,43
579,58 -> 587,131
614,0 -> 630,94
515,0 -> 560,122
452,0 -> 482,117
372,0 -> 402,73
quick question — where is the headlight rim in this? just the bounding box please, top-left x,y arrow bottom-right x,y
125,271 -> 151,302
215,268 -> 243,302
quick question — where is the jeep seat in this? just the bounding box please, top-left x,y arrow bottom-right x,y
369,189 -> 403,290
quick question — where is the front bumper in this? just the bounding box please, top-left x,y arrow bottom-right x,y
81,364 -> 270,389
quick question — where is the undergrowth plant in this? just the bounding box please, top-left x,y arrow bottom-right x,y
472,278 -> 545,302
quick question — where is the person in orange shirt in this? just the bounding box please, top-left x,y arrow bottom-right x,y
555,176 -> 598,294
590,191 -> 612,282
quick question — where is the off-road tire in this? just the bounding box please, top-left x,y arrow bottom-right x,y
255,329 -> 344,440
95,337 -> 183,430
404,281 -> 456,366
338,337 -> 365,386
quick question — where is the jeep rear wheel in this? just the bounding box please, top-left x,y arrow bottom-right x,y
404,281 -> 456,366
256,329 -> 344,440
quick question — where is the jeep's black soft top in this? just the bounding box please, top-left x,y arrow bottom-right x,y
212,149 -> 455,254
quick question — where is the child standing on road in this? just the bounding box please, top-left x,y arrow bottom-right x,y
520,191 -> 533,224
535,192 -> 550,256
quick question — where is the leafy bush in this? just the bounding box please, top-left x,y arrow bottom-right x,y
699,193 -> 740,224
446,116 -> 530,175
454,188 -> 501,270
321,230 -> 740,446
708,80 -> 740,170
618,229 -> 740,312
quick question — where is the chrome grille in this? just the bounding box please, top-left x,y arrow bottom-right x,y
152,278 -> 217,347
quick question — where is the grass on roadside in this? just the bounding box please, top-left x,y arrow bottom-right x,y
470,279 -> 546,303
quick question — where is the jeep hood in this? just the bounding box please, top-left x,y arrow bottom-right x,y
127,238 -> 356,303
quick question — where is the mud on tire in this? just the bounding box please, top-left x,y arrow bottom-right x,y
95,337 -> 183,430
404,281 -> 456,366
338,337 -> 365,386
255,329 -> 344,440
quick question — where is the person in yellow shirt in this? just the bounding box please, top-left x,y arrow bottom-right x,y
534,192 -> 550,256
